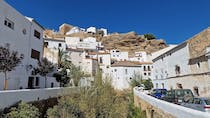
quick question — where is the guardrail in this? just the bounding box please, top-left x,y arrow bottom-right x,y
0,87 -> 77,110
134,89 -> 210,118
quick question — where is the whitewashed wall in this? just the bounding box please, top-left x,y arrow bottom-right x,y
44,39 -> 66,50
0,87 -> 77,109
134,89 -> 210,118
110,66 -> 142,90
0,0 -> 44,90
152,43 -> 191,89
110,50 -> 129,61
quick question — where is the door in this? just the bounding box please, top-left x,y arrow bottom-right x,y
28,77 -> 34,89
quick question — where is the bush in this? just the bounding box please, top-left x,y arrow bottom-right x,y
6,102 -> 40,118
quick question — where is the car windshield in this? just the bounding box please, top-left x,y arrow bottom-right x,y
204,99 -> 210,105
176,90 -> 192,97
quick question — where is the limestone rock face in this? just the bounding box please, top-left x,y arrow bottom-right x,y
101,32 -> 167,55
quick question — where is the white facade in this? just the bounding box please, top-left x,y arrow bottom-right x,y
43,38 -> 66,64
99,28 -> 108,36
110,61 -> 152,90
87,27 -> 96,34
65,37 -> 102,50
110,49 -> 129,61
129,51 -> 148,62
152,43 -> 190,89
0,0 -> 47,90
97,53 -> 111,78
44,38 -> 66,51
66,26 -> 85,35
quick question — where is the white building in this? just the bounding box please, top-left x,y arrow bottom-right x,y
43,38 -> 66,64
65,48 -> 98,76
129,51 -> 148,62
0,0 -> 60,90
87,27 -> 97,34
66,26 -> 85,35
110,61 -> 152,90
98,28 -> 108,36
65,37 -> 102,50
152,27 -> 210,97
110,49 -> 129,61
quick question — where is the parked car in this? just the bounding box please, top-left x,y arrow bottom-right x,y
151,89 -> 167,99
163,89 -> 194,104
181,97 -> 210,113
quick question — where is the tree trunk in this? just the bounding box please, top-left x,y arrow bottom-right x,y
45,76 -> 47,88
4,72 -> 8,90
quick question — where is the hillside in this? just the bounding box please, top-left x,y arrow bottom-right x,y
44,24 -> 168,55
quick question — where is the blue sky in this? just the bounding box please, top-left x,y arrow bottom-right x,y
5,0 -> 210,44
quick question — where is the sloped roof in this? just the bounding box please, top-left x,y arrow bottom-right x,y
111,61 -> 152,67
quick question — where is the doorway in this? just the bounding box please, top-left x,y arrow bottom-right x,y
28,77 -> 34,89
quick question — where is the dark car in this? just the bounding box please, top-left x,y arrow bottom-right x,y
181,97 -> 210,113
151,89 -> 167,99
163,89 -> 194,104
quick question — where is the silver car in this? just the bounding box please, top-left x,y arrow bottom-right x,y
181,97 -> 210,113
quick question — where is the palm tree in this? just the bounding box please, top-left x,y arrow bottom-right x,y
58,48 -> 65,68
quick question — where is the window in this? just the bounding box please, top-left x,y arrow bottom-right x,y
44,42 -> 48,47
51,83 -> 54,88
148,66 -> 151,71
114,69 -> 117,72
34,30 -> 41,39
99,57 -> 103,63
144,73 -> 147,76
22,29 -> 27,35
58,43 -> 62,47
162,83 -> 164,89
148,73 -> 151,76
4,18 -> 14,29
156,83 -> 158,88
197,62 -> 200,68
175,65 -> 181,75
125,69 -> 128,74
31,49 -> 40,60
143,66 -> 146,71
35,77 -> 39,86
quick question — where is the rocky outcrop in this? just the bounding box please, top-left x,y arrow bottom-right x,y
101,32 -> 167,55
44,24 -> 168,55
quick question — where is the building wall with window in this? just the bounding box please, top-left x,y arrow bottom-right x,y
151,28 -> 210,97
43,38 -> 66,64
110,61 -> 152,90
0,0 -> 45,90
44,38 -> 66,50
129,51 -> 149,62
110,49 -> 129,61
110,65 -> 142,90
152,43 -> 191,89
65,49 -> 86,67
97,53 -> 111,78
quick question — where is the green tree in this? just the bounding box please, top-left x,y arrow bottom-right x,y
142,79 -> 153,90
144,33 -> 156,40
53,68 -> 70,87
36,58 -> 54,88
6,102 -> 40,118
47,97 -> 82,118
130,73 -> 143,88
58,48 -> 65,68
47,70 -> 129,118
0,43 -> 24,90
